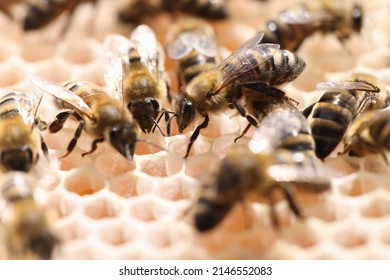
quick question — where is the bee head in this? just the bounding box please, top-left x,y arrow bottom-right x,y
352,4 -> 363,33
0,145 -> 34,172
108,123 -> 138,161
128,97 -> 160,133
174,94 -> 195,133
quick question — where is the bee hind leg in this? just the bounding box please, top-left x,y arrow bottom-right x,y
60,120 -> 85,159
49,110 -> 73,133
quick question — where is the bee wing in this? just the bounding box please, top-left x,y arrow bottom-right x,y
213,33 -> 280,92
316,81 -> 378,92
103,34 -> 133,103
167,31 -> 218,59
27,75 -> 93,119
268,156 -> 331,193
279,7 -> 333,24
249,104 -> 310,153
130,24 -> 161,76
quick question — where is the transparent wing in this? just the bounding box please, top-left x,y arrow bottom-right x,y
103,34 -> 132,103
130,24 -> 160,76
316,81 -> 378,92
249,103 -> 310,153
213,33 -> 280,92
167,31 -> 218,60
268,152 -> 331,193
27,75 -> 93,119
279,7 -> 333,24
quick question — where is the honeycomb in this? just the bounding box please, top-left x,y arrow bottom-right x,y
0,0 -> 390,260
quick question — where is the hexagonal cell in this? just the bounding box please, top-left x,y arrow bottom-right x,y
108,172 -> 138,198
136,152 -> 168,177
358,49 -> 390,70
185,151 -> 220,178
307,200 -> 351,222
338,175 -> 379,197
64,169 -> 105,196
98,221 -> 127,246
127,196 -> 157,222
0,59 -> 25,87
94,151 -> 135,177
83,196 -> 121,220
0,37 -> 19,62
154,175 -> 190,201
334,226 -> 368,248
282,223 -> 322,248
33,58 -> 72,82
20,40 -> 57,62
359,196 -> 390,218
60,38 -> 101,65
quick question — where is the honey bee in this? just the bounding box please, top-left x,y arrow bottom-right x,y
0,90 -> 48,172
193,144 -> 330,232
166,17 -> 220,89
118,0 -> 228,24
23,0 -> 96,31
0,172 -> 57,259
28,75 -> 141,161
260,1 -> 363,51
173,33 -> 306,158
103,25 -> 171,135
302,73 -> 389,160
342,107 -> 390,160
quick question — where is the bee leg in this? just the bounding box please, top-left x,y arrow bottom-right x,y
267,189 -> 281,229
234,123 -> 252,143
165,80 -> 172,104
81,138 -> 105,158
280,185 -> 303,220
40,135 -> 49,160
184,115 -> 209,159
60,120 -> 85,159
239,200 -> 254,229
49,110 -> 73,133
302,102 -> 316,118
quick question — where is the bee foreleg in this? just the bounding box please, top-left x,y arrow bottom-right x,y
49,110 -> 73,133
60,120 -> 85,159
184,115 -> 209,159
234,123 -> 252,143
40,135 -> 49,160
81,138 -> 105,158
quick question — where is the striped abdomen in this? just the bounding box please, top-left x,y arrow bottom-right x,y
0,91 -> 31,121
63,81 -> 107,107
238,49 -> 306,86
179,53 -> 216,85
310,90 -> 358,159
171,0 -> 228,19
368,118 -> 390,151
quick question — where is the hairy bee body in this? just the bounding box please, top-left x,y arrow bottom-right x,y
29,76 -> 141,161
0,91 -> 43,172
23,0 -> 95,31
194,144 -> 329,232
118,0 -> 228,23
0,0 -> 22,18
260,2 -> 363,51
303,73 -> 389,159
1,173 -> 57,259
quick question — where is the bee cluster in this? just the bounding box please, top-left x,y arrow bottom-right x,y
0,0 -> 389,260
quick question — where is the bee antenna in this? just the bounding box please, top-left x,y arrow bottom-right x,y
136,138 -> 167,152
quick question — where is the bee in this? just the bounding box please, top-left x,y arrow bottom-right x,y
166,17 -> 220,89
0,172 -> 57,259
342,107 -> 390,161
28,75 -> 141,161
103,25 -> 171,135
302,73 -> 389,160
23,0 -> 97,31
193,144 -> 330,232
0,90 -> 48,172
118,0 -> 228,24
173,33 -> 306,158
260,1 -> 363,51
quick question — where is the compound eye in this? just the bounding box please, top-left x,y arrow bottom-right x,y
149,98 -> 160,112
352,5 -> 363,32
181,100 -> 195,127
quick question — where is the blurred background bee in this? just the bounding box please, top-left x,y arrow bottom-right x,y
0,172 -> 57,259
0,90 -> 48,172
342,107 -> 390,162
259,1 -> 363,52
166,17 -> 220,90
0,0 -> 22,19
303,73 -> 389,160
192,143 -> 330,232
118,0 -> 228,24
23,0 -> 97,31
104,25 -> 171,135
172,33 -> 305,158
28,75 -> 142,161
